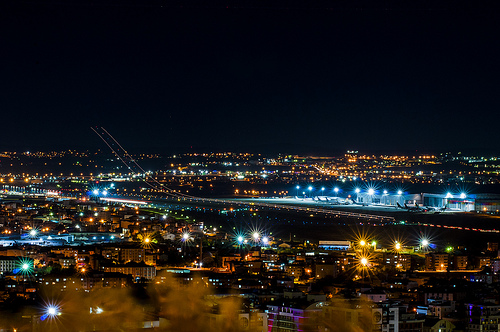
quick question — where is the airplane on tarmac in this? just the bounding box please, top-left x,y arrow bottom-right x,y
424,203 -> 449,213
396,202 -> 423,212
397,202 -> 448,213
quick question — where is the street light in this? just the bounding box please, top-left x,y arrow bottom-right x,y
47,307 -> 58,317
295,185 -> 300,197
360,257 -> 368,266
308,186 -> 313,198
321,187 -> 325,197
334,187 -> 339,197
40,303 -> 61,320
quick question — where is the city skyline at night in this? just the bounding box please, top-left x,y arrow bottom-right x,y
2,1 -> 500,331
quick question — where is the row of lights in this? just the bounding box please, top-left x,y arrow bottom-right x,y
296,185 -> 403,196
296,185 -> 467,198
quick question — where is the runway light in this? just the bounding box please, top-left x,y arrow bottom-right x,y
237,236 -> 244,244
253,232 -> 260,240
421,239 -> 429,247
397,190 -> 403,195
368,188 -> 375,195
446,192 -> 453,199
262,236 -> 269,245
383,190 -> 388,195
92,189 -> 99,196
355,188 -> 360,193
29,229 -> 37,237
460,192 -> 466,199
334,187 -> 339,193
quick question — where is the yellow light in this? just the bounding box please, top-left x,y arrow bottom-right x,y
360,240 -> 366,246
395,242 -> 401,250
361,257 -> 368,266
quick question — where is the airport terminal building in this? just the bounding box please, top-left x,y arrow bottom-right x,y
355,192 -> 500,213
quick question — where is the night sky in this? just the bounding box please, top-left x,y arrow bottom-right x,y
2,1 -> 499,154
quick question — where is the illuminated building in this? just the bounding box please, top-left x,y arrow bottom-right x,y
267,301 -> 324,332
103,261 -> 156,280
425,253 -> 449,272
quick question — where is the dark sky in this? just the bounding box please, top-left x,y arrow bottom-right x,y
1,0 -> 499,154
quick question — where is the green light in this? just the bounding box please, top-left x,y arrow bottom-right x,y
446,246 -> 453,252
16,257 -> 34,276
